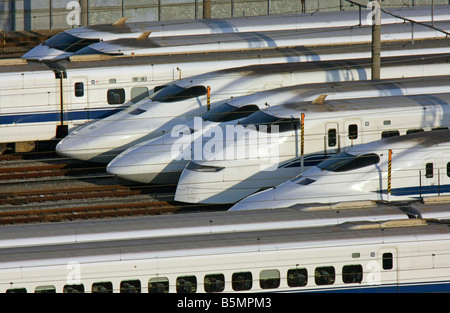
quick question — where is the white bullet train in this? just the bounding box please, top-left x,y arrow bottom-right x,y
3,210 -> 450,293
106,75 -> 450,185
174,93 -> 450,204
22,5 -> 450,61
56,53 -> 450,164
230,130 -> 450,211
74,21 -> 450,58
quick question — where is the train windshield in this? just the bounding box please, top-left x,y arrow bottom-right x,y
149,85 -> 208,103
186,162 -> 224,172
240,111 -> 300,133
317,152 -> 380,172
202,103 -> 260,123
45,33 -> 100,52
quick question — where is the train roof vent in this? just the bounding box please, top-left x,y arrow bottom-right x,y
340,219 -> 427,230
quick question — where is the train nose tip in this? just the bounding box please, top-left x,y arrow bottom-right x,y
229,188 -> 276,211
107,154 -> 148,183
56,137 -> 89,160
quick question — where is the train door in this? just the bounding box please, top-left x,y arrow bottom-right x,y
68,77 -> 89,125
344,120 -> 362,148
325,122 -> 340,155
421,154 -> 442,197
367,248 -> 398,292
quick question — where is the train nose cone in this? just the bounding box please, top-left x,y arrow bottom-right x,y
228,188 -> 277,211
106,154 -> 150,183
56,137 -> 90,160
21,44 -> 66,61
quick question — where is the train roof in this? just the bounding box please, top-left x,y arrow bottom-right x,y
1,217 -> 450,268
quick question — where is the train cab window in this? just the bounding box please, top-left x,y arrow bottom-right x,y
204,273 -> 225,293
342,265 -> 363,284
314,266 -> 335,285
92,281 -> 113,293
177,275 -> 197,293
287,268 -> 308,287
240,111 -> 300,133
63,284 -> 84,293
35,285 -> 56,293
328,129 -> 337,147
149,84 -> 207,103
260,269 -> 280,289
108,88 -> 126,105
383,253 -> 394,270
381,130 -> 400,139
232,271 -> 253,291
318,152 -> 380,172
131,87 -> 149,104
120,280 -> 141,293
447,162 -> 450,177
426,163 -> 434,178
6,288 -> 27,293
348,124 -> 358,140
74,82 -> 84,97
148,277 -> 169,293
202,103 -> 260,123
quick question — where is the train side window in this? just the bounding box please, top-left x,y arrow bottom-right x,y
176,275 -> 197,293
6,288 -> 27,293
381,130 -> 400,139
406,128 -> 424,134
92,281 -> 113,293
108,88 -> 126,105
74,82 -> 84,97
260,269 -> 280,289
148,277 -> 169,293
383,253 -> 394,270
131,87 -> 149,103
426,163 -> 434,178
35,285 -> 56,293
342,265 -> 363,283
204,273 -> 225,293
447,162 -> 450,177
63,284 -> 84,293
315,266 -> 335,285
287,268 -> 308,287
120,280 -> 141,293
232,271 -> 252,291
348,124 -> 358,140
328,129 -> 337,147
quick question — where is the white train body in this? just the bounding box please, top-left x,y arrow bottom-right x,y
105,75 -> 450,185
230,130 -> 450,211
174,93 -> 450,204
76,21 -> 450,58
23,5 -> 450,60
2,213 -> 450,293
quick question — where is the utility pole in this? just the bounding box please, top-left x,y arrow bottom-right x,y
371,0 -> 381,80
80,0 -> 88,26
203,0 -> 211,19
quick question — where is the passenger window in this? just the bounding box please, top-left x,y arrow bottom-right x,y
287,268 -> 308,287
148,277 -> 169,293
383,253 -> 394,270
63,284 -> 84,293
176,275 -> 197,293
342,265 -> 363,283
107,88 -> 125,105
381,130 -> 400,138
406,128 -> 424,134
35,285 -> 56,293
259,269 -> 280,289
6,288 -> 27,293
131,87 -> 149,103
92,281 -> 113,293
348,124 -> 358,140
204,273 -> 225,293
74,82 -> 84,97
232,271 -> 252,291
328,129 -> 337,147
426,163 -> 434,178
120,280 -> 141,293
447,162 -> 450,177
315,266 -> 335,285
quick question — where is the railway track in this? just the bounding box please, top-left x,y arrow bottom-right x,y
0,150 -> 230,225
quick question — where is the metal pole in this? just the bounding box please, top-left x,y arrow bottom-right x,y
203,0 -> 211,18
371,0 -> 381,80
80,0 -> 88,26
49,0 -> 52,29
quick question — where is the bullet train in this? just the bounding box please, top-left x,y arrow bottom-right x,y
23,5 -> 450,61
74,21 -> 450,58
106,75 -> 450,185
3,211 -> 450,293
7,38 -> 450,154
230,130 -> 450,211
174,93 -> 450,204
